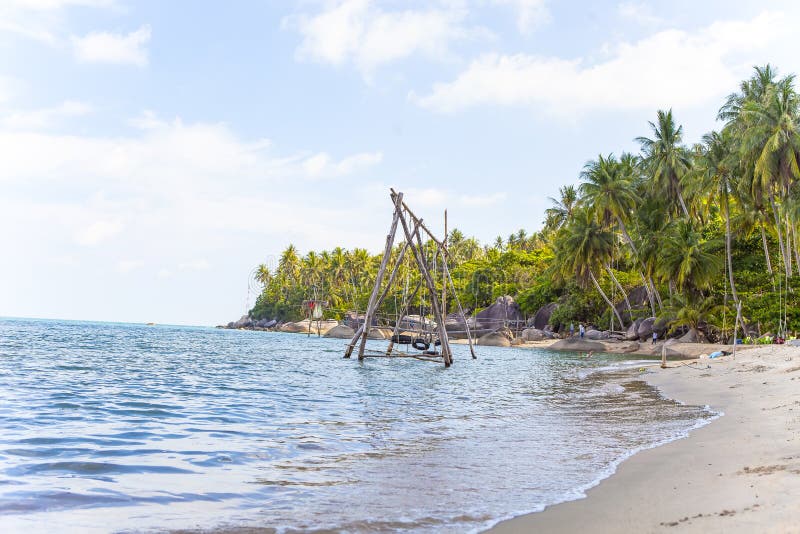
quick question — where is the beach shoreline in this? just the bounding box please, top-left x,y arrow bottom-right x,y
486,344 -> 800,533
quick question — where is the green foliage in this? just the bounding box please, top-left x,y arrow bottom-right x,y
248,65 -> 800,337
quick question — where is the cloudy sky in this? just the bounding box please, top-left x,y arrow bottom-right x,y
2,0 -> 798,326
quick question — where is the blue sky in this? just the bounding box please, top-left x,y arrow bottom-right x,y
2,0 -> 798,326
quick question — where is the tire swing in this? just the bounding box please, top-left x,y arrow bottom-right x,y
412,338 -> 430,351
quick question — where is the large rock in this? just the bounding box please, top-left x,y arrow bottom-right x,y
678,328 -> 701,343
344,311 -> 379,330
550,338 -> 605,352
475,296 -> 524,330
279,319 -> 338,334
624,319 -> 642,341
637,317 -> 657,341
584,329 -> 609,340
279,320 -> 309,333
366,328 -> 387,340
521,328 -> 547,341
324,325 -> 355,339
615,285 -> 651,323
620,341 -> 640,353
529,302 -> 558,330
478,332 -> 511,347
229,315 -> 253,329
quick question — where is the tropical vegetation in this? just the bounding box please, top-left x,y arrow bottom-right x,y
250,65 -> 800,341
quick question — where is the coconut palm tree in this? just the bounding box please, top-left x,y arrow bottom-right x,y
544,185 -> 578,232
692,130 -> 740,301
657,220 -> 723,298
255,263 -> 271,287
580,153 -> 656,316
740,74 -> 800,276
636,109 -> 692,219
555,208 -> 626,327
278,244 -> 300,283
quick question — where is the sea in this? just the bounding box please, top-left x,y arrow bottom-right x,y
0,318 -> 716,533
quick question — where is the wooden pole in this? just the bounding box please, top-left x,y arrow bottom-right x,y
396,203 -> 451,367
356,193 -> 403,360
413,225 -> 452,366
442,209 -> 447,319
390,187 -> 448,251
445,262 -> 476,359
344,194 -> 403,358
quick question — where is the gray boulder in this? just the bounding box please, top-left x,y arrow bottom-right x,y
678,328 -> 701,343
521,328 -> 547,341
324,325 -> 355,339
230,315 -> 253,329
529,302 -> 559,330
475,296 -> 524,330
366,328 -> 387,340
584,329 -> 609,340
637,317 -> 657,341
625,319 -> 641,341
620,341 -> 640,353
478,332 -> 511,347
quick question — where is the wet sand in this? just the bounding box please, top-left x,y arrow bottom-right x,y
488,344 -> 800,533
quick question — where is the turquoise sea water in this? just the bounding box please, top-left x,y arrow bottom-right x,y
0,318 -> 714,533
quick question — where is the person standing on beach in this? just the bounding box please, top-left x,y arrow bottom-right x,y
579,324 -> 585,339
652,331 -> 657,345
569,322 -> 575,337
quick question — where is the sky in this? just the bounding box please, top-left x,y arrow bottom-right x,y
2,0 -> 800,326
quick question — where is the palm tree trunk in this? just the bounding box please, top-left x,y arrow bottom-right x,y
786,214 -> 796,276
606,264 -> 631,327
761,224 -> 773,275
769,191 -> 790,278
639,272 -> 657,315
676,184 -> 690,219
649,276 -> 664,312
589,270 -> 625,328
724,199 -> 739,304
616,215 -> 658,315
793,224 -> 800,278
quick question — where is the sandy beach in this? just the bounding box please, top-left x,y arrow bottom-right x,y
488,344 -> 800,533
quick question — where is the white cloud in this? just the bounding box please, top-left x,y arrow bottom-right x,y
128,110 -> 169,130
0,113 -> 385,255
116,259 -> 143,274
493,0 -> 549,34
0,0 -> 115,45
618,1 -> 663,26
459,192 -> 507,206
414,11 -> 789,116
71,24 -> 151,66
286,0 -> 480,75
303,150 -> 382,177
1,100 -> 92,130
74,219 -> 123,246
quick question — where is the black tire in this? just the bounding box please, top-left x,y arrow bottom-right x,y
412,338 -> 430,351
